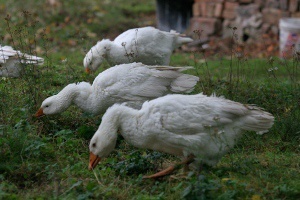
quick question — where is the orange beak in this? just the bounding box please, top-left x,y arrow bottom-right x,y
35,108 -> 45,117
89,152 -> 101,170
85,67 -> 91,73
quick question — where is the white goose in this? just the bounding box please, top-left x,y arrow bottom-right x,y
35,62 -> 199,117
88,93 -> 274,178
83,26 -> 193,72
0,45 -> 44,77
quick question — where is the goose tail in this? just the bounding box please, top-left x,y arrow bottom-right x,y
242,105 -> 274,135
176,37 -> 193,47
171,73 -> 199,93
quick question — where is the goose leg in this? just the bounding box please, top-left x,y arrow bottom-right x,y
143,154 -> 195,179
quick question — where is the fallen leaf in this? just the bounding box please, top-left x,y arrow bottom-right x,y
251,195 -> 261,200
67,39 -> 77,46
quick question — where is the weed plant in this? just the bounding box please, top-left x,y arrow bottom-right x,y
0,3 -> 299,199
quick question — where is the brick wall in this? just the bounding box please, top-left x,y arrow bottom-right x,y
189,0 -> 300,41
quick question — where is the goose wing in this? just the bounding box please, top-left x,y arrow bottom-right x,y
142,94 -> 274,135
94,63 -> 197,101
0,45 -> 44,65
0,45 -> 18,63
113,28 -> 137,45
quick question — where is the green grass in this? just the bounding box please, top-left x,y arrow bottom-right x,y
1,0 -> 300,199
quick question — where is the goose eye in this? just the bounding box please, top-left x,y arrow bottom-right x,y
92,143 -> 96,148
45,105 -> 49,108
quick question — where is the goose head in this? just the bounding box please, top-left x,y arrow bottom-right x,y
84,39 -> 111,73
35,95 -> 72,117
88,123 -> 118,170
35,84 -> 77,117
88,106 -> 120,170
